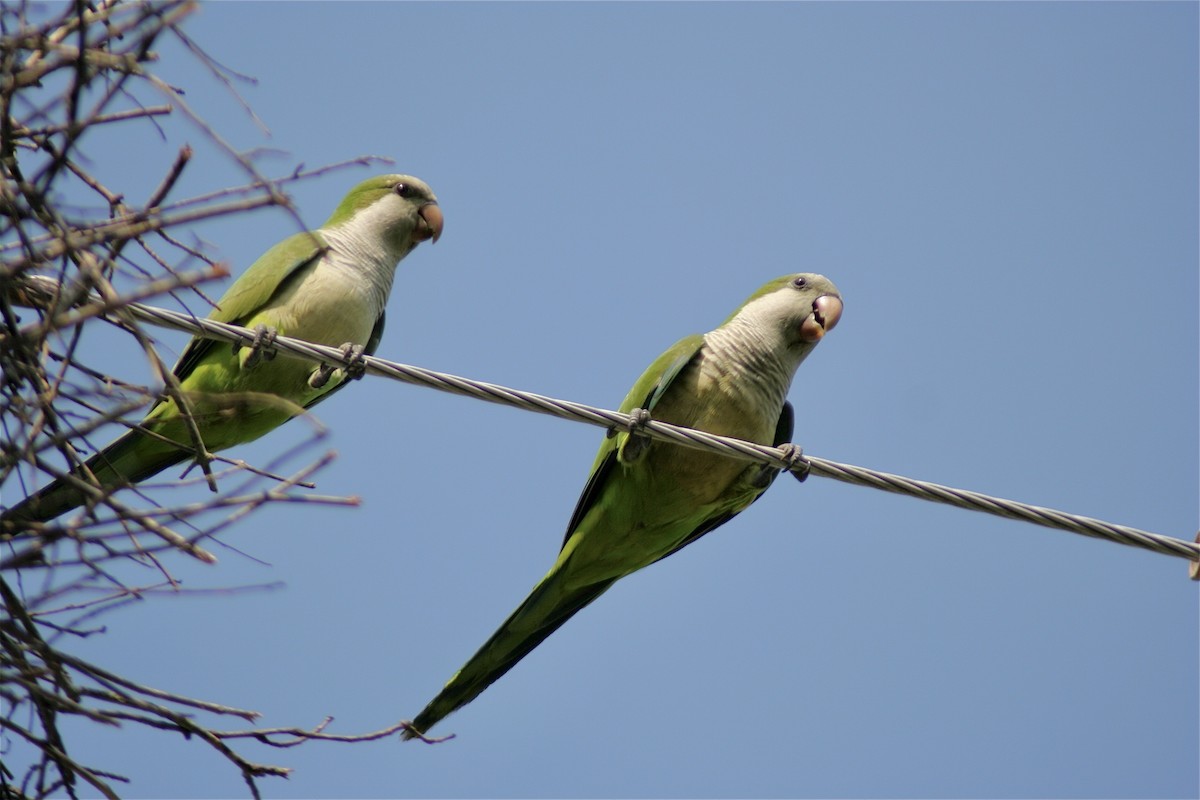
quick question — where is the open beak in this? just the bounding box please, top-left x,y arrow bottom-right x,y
416,203 -> 444,244
799,294 -> 843,343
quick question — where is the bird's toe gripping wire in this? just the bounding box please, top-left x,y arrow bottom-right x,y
778,443 -> 811,483
627,407 -> 651,435
746,442 -> 809,489
241,324 -> 279,368
339,343 -> 368,381
606,407 -> 651,439
611,407 -> 653,461
308,342 -> 367,389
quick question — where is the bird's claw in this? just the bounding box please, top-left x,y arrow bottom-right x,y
627,408 -> 651,434
308,342 -> 366,389
606,407 -> 651,439
308,363 -> 334,389
616,408 -> 653,460
339,343 -> 368,381
779,443 -> 811,483
241,324 -> 279,368
748,443 -> 808,489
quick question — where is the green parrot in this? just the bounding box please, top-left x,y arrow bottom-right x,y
403,273 -> 842,739
2,174 -> 443,526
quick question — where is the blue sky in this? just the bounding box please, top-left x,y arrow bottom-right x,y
6,2 -> 1198,797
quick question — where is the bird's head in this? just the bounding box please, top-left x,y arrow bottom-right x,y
724,272 -> 843,352
323,173 -> 444,256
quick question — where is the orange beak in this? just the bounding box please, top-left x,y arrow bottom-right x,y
799,294 -> 843,343
417,203 -> 444,244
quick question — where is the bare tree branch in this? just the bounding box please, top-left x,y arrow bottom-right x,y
1,3 -> 419,796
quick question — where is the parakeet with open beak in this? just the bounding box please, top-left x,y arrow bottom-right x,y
403,273 -> 842,739
3,174 -> 443,526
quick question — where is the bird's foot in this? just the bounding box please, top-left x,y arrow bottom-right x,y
606,407 -> 651,438
241,324 -> 279,368
338,342 -> 368,381
778,443 -> 811,484
617,408 -> 653,461
748,443 -> 808,489
308,363 -> 334,389
308,342 -> 366,389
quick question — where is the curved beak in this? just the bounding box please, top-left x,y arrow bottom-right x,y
416,202 -> 444,244
799,294 -> 843,343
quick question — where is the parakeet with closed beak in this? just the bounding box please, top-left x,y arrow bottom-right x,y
3,174 -> 443,526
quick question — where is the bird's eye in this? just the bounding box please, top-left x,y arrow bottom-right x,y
393,182 -> 412,198
792,276 -> 807,288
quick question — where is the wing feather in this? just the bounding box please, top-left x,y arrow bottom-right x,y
171,231 -> 325,382
559,334 -> 706,549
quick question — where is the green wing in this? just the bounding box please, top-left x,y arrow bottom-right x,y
171,231 -> 325,382
560,334 -> 706,549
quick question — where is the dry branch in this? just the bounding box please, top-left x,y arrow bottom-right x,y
1,3 -> 411,797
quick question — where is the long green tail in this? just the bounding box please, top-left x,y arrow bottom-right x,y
1,428 -> 188,527
4,388 -> 310,529
403,572 -> 616,739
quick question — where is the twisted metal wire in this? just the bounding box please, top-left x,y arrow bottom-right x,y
10,275 -> 1199,568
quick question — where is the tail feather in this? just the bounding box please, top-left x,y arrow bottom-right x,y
403,574 -> 616,740
1,429 -> 188,527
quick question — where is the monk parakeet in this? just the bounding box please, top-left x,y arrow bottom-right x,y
3,174 -> 443,525
403,273 -> 842,739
